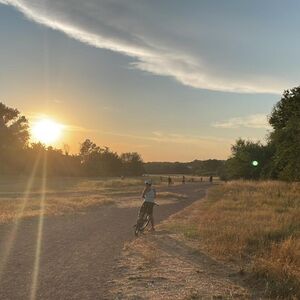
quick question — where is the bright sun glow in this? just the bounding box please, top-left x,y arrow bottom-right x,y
31,119 -> 63,145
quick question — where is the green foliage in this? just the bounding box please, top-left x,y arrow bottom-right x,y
269,87 -> 300,130
225,85 -> 300,181
224,139 -> 271,180
268,87 -> 300,181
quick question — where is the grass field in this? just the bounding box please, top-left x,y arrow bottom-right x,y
164,181 -> 300,299
0,175 -> 192,224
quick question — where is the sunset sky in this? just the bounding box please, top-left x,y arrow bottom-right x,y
1,1 -> 300,161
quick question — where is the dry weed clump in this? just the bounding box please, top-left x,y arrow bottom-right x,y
166,181 -> 300,299
254,237 -> 300,298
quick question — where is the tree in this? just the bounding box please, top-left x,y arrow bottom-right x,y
79,139 -> 123,176
120,152 -> 144,176
0,102 -> 29,174
268,87 -> 300,180
79,139 -> 102,176
225,139 -> 269,180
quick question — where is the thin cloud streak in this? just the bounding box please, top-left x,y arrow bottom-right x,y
0,0 -> 286,94
213,114 -> 271,129
99,130 -> 234,146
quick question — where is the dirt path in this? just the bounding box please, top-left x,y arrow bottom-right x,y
108,199 -> 264,299
109,232 -> 258,300
0,183 -> 209,300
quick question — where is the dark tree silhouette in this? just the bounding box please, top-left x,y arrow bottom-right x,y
120,152 -> 144,176
0,102 -> 29,174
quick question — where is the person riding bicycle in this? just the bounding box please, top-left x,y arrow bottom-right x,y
137,179 -> 156,231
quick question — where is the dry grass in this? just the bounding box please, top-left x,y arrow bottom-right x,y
0,175 -> 189,224
164,181 -> 300,299
124,238 -> 158,266
0,195 -> 114,223
0,176 -> 148,224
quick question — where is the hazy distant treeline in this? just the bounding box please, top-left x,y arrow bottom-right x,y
223,86 -> 300,181
0,102 -> 144,177
144,160 -> 225,176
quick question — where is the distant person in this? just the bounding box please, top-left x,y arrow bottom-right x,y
137,180 -> 156,231
160,176 -> 163,183
168,176 -> 172,186
209,175 -> 213,183
200,177 -> 203,182
182,175 -> 185,184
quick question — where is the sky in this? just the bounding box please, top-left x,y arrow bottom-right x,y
0,0 -> 299,161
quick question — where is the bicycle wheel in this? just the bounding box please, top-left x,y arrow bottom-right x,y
134,214 -> 150,236
140,215 -> 150,231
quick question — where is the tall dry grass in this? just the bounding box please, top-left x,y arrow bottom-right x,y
166,181 -> 300,299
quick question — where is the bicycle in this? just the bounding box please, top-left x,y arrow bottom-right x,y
134,202 -> 158,236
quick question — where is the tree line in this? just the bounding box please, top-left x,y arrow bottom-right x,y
144,159 -> 225,176
2,84 -> 298,181
223,86 -> 300,181
0,102 -> 144,177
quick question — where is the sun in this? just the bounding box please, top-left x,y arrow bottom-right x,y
31,118 -> 63,145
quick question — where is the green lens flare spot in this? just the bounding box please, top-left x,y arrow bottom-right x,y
252,160 -> 259,167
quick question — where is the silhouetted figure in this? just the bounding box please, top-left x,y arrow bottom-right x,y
160,176 -> 163,183
168,176 -> 172,186
182,175 -> 185,184
209,175 -> 213,183
200,177 -> 203,182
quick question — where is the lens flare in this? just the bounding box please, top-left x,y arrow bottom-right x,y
0,155 -> 41,282
30,152 -> 47,300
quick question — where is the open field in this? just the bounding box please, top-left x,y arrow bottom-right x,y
162,181 -> 300,299
0,176 -> 195,224
0,181 -> 208,299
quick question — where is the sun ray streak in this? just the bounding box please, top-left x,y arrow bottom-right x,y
30,152 -> 47,300
0,154 -> 41,282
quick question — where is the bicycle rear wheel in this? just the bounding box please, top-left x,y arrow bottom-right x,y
134,214 -> 150,236
140,215 -> 150,231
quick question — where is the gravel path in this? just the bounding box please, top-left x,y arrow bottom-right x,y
0,183 -> 210,300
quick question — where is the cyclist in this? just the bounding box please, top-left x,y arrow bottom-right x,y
137,179 -> 156,231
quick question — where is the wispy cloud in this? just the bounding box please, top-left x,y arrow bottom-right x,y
0,0 -> 289,94
213,114 -> 271,129
99,130 -> 234,146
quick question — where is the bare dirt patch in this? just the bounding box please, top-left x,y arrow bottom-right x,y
108,230 -> 260,299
